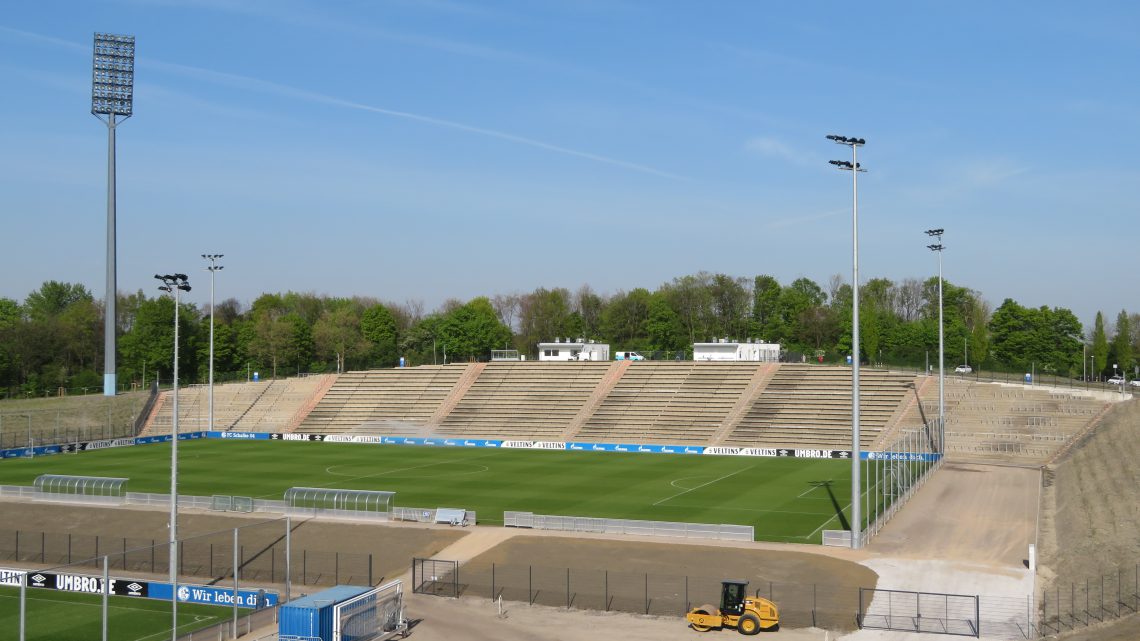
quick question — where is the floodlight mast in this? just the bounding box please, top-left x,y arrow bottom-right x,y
925,229 -> 946,453
155,273 -> 189,641
92,33 -> 135,397
203,255 -> 224,433
828,133 -> 866,550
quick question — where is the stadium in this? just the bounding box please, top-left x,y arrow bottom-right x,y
1,361 -> 1137,640
2,5 -> 1139,641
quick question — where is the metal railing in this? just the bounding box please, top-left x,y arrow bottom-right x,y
504,511 -> 754,542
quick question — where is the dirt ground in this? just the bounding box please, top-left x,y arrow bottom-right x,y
0,501 -> 465,584
1039,399 -> 1140,585
868,461 -> 1040,568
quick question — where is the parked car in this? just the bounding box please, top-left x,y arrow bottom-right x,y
954,365 -> 972,374
1130,379 -> 1140,388
1107,375 -> 1125,385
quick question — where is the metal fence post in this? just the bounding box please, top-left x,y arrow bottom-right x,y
605,570 -> 608,611
335,551 -> 339,585
491,563 -> 495,602
368,553 -> 373,586
102,555 -> 109,641
644,573 -> 649,615
233,528 -> 239,637
528,565 -> 532,605
813,584 -> 817,628
285,516 -> 292,601
685,576 -> 689,613
566,568 -> 570,610
975,594 -> 980,638
19,567 -> 26,641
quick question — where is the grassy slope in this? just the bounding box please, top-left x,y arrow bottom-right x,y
0,587 -> 228,641
0,441 -> 857,542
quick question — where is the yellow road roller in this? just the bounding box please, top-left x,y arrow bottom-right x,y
686,580 -> 779,635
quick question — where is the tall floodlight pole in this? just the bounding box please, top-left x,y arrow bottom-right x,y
156,273 -> 190,641
202,255 -> 224,432
92,33 -> 135,397
926,230 -> 946,448
828,134 -> 866,549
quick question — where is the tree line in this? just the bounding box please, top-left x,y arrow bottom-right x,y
0,273 -> 1135,396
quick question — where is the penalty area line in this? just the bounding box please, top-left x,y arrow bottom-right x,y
652,465 -> 756,507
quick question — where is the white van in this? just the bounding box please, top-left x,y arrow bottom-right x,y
615,351 -> 645,361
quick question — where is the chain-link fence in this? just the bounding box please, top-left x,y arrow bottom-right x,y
0,391 -> 149,450
449,562 -> 864,631
0,525 -> 377,588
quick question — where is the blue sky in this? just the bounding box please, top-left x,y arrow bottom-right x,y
1,1 -> 1137,328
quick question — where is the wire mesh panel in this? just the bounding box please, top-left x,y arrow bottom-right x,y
860,587 -> 979,637
412,558 -> 458,598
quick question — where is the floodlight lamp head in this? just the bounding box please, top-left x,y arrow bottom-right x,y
178,284 -> 192,292
158,285 -> 172,293
174,273 -> 188,281
91,33 -> 135,118
925,228 -> 944,237
826,134 -> 843,142
927,244 -> 944,251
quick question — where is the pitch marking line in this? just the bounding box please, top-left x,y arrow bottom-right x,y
324,462 -> 490,478
652,465 -> 756,507
252,452 -> 499,498
797,479 -> 833,498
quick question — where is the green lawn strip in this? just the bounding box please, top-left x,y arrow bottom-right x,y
0,440 -> 858,542
0,586 -> 228,641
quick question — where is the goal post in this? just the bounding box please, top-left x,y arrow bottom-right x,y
332,580 -> 406,641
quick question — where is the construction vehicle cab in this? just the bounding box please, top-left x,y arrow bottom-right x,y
686,580 -> 779,635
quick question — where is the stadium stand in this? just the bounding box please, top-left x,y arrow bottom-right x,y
573,362 -> 759,444
435,362 -> 612,440
888,377 -> 1114,464
721,365 -> 917,449
298,366 -> 468,435
142,376 -> 332,435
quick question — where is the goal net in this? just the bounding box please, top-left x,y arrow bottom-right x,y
332,580 -> 406,641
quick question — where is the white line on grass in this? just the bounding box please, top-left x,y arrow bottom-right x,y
797,479 -> 834,498
652,465 -> 756,507
252,452 -> 499,498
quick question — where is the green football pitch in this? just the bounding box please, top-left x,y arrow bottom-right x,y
0,440 -> 863,542
0,586 -> 228,641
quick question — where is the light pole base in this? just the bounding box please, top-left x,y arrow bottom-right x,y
103,374 -> 116,396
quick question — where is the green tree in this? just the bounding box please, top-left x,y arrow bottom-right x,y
361,304 -> 399,367
24,281 -> 93,321
602,288 -> 651,347
436,297 -> 512,361
1110,310 -> 1134,375
313,306 -> 369,372
645,292 -> 685,352
1091,311 -> 1109,379
517,288 -> 572,352
751,275 -> 783,342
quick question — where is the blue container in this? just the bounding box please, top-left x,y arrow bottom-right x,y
279,585 -> 373,641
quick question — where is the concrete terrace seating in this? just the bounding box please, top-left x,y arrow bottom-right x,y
576,362 -> 757,444
436,362 -> 612,440
229,376 -> 332,432
937,380 -> 1110,463
299,366 -> 467,435
147,380 -> 267,434
723,365 -> 914,449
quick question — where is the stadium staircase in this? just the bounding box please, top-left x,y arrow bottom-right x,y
720,365 -> 914,450
435,362 -> 611,440
297,366 -> 468,436
574,362 -> 757,445
558,360 -> 630,440
708,364 -> 778,444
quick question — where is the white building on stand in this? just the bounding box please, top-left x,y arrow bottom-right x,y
537,338 -> 610,362
693,338 -> 780,362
